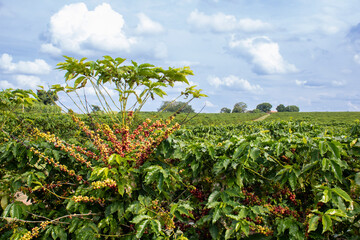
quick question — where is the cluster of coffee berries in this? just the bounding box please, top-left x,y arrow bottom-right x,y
91,178 -> 117,189
72,195 -> 105,205
250,224 -> 273,236
20,227 -> 40,240
242,189 -> 262,206
190,187 -> 206,202
29,147 -> 83,181
265,204 -> 299,219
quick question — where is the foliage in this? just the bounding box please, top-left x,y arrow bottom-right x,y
266,112 -> 360,126
91,105 -> 101,113
1,56 -> 360,239
276,105 -> 300,113
248,109 -> 262,114
284,105 -> 300,112
0,88 -> 37,131
276,104 -> 286,112
256,103 -> 272,113
158,101 -> 195,113
53,56 -> 205,127
37,90 -> 59,105
220,107 -> 231,113
1,118 -> 360,239
232,102 -> 247,113
24,103 -> 62,114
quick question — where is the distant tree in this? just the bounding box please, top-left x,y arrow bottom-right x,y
232,102 -> 247,113
276,104 -> 286,112
285,105 -> 300,112
256,102 -> 272,112
91,105 -> 101,112
158,101 -> 195,113
220,107 -> 231,113
37,90 -> 58,105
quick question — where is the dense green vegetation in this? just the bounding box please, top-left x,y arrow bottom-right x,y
1,56 -> 360,239
266,112 -> 360,126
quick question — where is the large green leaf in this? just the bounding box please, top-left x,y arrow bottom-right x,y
322,215 -> 333,233
308,215 -> 320,232
136,219 -> 149,239
332,188 -> 353,203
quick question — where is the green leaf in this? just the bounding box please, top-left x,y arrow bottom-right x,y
332,188 -> 353,203
325,209 -> 347,217
208,191 -> 220,203
321,189 -> 331,203
136,219 -> 149,239
322,214 -> 333,233
150,219 -> 161,235
212,208 -> 221,223
157,173 -> 164,192
319,141 -> 327,156
250,148 -> 260,160
1,196 -> 8,210
308,215 -> 320,232
131,215 -> 151,224
355,172 -> 360,185
225,228 -> 234,240
328,141 -> 341,159
209,224 -> 219,239
288,171 -> 297,190
233,142 -> 248,159
329,159 -> 342,181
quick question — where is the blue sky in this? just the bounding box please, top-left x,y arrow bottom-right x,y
1,0 -> 360,112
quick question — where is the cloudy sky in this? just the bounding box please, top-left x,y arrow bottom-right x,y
1,0 -> 360,112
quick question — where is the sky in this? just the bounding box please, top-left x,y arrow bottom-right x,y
1,0 -> 360,112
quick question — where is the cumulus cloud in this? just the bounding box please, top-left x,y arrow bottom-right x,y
187,9 -> 271,33
228,36 -> 298,75
0,80 -> 15,89
41,3 -> 136,55
295,79 -> 307,86
204,100 -> 216,107
40,43 -> 62,56
0,53 -> 51,75
331,80 -> 346,86
135,13 -> 164,35
208,75 -> 262,93
14,75 -> 43,89
354,53 -> 360,64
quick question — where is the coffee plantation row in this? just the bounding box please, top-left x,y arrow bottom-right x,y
1,117 -> 360,239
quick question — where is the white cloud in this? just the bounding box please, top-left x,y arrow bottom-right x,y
136,13 -> 164,35
229,36 -> 298,75
332,80 -> 346,86
43,3 -> 136,55
295,79 -> 307,86
40,43 -> 62,56
0,80 -> 15,89
0,53 -> 51,75
354,53 -> 360,64
208,75 -> 262,93
14,75 -> 43,89
187,10 -> 271,33
204,100 -> 216,107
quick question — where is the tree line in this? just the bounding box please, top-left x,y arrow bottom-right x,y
220,102 -> 300,113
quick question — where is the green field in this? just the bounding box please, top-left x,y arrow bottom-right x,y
266,112 -> 360,125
